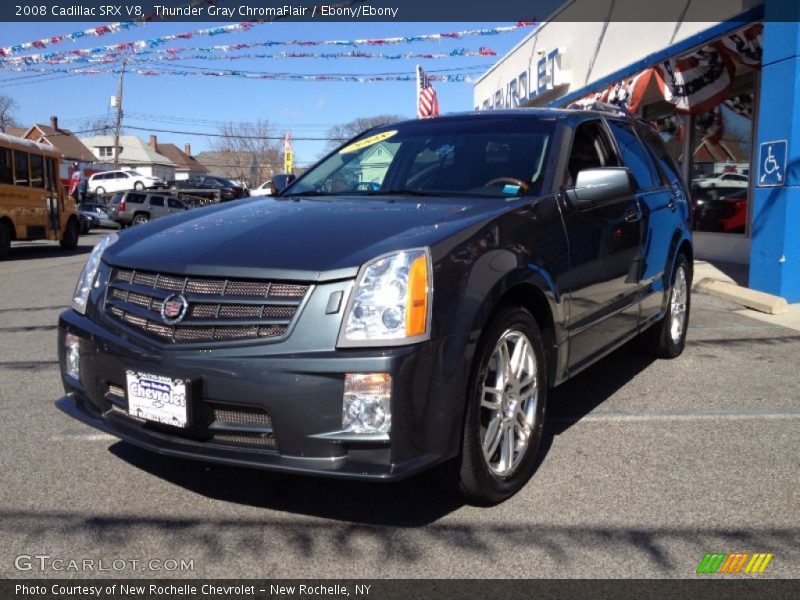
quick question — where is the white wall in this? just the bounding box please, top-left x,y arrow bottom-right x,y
473,0 -> 753,110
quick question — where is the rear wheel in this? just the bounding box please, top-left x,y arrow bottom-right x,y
445,307 -> 547,505
60,218 -> 79,250
0,221 -> 11,258
132,213 -> 150,226
639,254 -> 691,358
134,181 -> 145,190
95,187 -> 105,195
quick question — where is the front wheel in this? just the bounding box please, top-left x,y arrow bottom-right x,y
446,307 -> 548,505
60,218 -> 79,250
95,187 -> 105,195
134,181 -> 145,190
132,213 -> 150,226
639,254 -> 691,358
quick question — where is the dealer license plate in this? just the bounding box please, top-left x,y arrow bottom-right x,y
125,370 -> 188,428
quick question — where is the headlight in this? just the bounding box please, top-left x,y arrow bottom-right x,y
71,233 -> 118,314
339,248 -> 432,346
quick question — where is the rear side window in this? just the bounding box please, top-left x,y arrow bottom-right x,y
0,148 -> 12,184
168,198 -> 184,209
636,124 -> 682,186
30,154 -> 44,188
565,120 -> 619,186
126,193 -> 146,204
148,196 -> 165,207
14,151 -> 29,186
607,121 -> 659,190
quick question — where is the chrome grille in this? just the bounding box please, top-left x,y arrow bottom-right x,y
105,268 -> 309,345
210,431 -> 277,449
211,404 -> 272,427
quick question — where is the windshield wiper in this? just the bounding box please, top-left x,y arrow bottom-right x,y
363,189 -> 452,197
284,190 -> 333,197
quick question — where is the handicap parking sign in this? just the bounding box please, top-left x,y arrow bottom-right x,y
758,140 -> 788,187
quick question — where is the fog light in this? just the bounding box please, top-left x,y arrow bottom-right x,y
342,373 -> 391,433
65,333 -> 81,380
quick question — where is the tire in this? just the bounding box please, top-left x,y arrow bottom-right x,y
134,181 -> 145,190
60,218 -> 79,250
639,254 -> 692,358
132,213 -> 150,226
445,307 -> 548,505
0,221 -> 11,259
95,187 -> 105,195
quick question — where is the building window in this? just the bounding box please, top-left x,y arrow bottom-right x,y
97,146 -> 119,158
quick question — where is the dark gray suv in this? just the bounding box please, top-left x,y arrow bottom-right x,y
108,192 -> 187,227
57,108 -> 692,504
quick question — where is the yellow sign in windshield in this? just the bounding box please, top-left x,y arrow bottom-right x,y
339,130 -> 398,154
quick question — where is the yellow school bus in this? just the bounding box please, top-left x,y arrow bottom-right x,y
0,133 -> 80,258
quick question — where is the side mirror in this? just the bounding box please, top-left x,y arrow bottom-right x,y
272,173 -> 297,193
565,167 -> 635,210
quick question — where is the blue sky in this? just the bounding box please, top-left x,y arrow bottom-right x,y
0,21 -> 531,168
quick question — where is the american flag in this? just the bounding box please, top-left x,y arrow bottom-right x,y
417,65 -> 439,119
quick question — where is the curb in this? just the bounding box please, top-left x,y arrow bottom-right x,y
694,278 -> 789,315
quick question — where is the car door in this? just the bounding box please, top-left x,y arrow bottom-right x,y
558,118 -> 642,373
634,123 -> 688,326
147,195 -> 167,218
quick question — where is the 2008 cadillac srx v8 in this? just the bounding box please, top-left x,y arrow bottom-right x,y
57,108 -> 692,504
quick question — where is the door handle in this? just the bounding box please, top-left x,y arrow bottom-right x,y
668,198 -> 677,211
624,211 -> 641,223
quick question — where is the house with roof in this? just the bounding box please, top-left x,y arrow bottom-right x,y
150,139 -> 207,181
80,134 -> 177,181
13,116 -> 95,179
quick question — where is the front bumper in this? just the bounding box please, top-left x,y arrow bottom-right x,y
56,307 -> 465,481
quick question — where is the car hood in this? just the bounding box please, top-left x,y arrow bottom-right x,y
103,195 -> 517,281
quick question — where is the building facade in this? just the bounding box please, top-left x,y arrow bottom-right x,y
474,0 -> 800,302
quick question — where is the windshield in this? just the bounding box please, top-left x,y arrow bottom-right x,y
285,117 -> 553,198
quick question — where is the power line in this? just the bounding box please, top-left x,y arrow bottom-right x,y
124,124 -> 340,141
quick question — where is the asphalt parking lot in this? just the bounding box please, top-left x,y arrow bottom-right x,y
1,231 -> 798,579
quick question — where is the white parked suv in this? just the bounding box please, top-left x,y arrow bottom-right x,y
693,172 -> 749,189
87,170 -> 164,195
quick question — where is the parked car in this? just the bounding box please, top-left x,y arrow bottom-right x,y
249,181 -> 277,197
693,172 -> 748,188
87,170 -> 165,195
57,108 -> 692,505
168,175 -> 248,201
107,191 -> 187,227
692,188 -> 748,233
78,202 -> 117,229
77,210 -> 98,235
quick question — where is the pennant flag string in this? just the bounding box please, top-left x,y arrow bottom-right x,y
0,0 -> 219,58
6,65 -> 483,83
0,22 -> 534,66
14,47 -> 498,67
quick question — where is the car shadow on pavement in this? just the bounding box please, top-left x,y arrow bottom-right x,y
545,340 -> 655,436
108,341 -> 653,526
109,442 -> 465,527
7,239 -> 97,261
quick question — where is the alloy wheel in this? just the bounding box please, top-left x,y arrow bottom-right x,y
479,329 -> 538,476
669,266 -> 688,344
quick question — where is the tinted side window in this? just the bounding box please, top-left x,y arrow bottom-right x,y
45,157 -> 56,191
565,120 -> 619,186
30,154 -> 44,188
14,151 -> 29,186
126,193 -> 146,204
0,148 -> 12,184
168,198 -> 184,209
637,124 -> 682,186
148,196 -> 165,207
607,121 -> 659,189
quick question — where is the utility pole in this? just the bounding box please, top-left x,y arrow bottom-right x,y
112,58 -> 126,169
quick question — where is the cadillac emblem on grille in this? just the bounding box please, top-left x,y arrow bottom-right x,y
161,294 -> 189,325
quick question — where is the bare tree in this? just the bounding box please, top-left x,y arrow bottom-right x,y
0,94 -> 19,132
77,115 -> 116,136
209,120 -> 282,186
324,114 -> 405,151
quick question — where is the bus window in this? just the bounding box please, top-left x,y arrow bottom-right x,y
30,154 -> 44,188
45,157 -> 55,191
14,151 -> 29,186
0,148 -> 12,184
